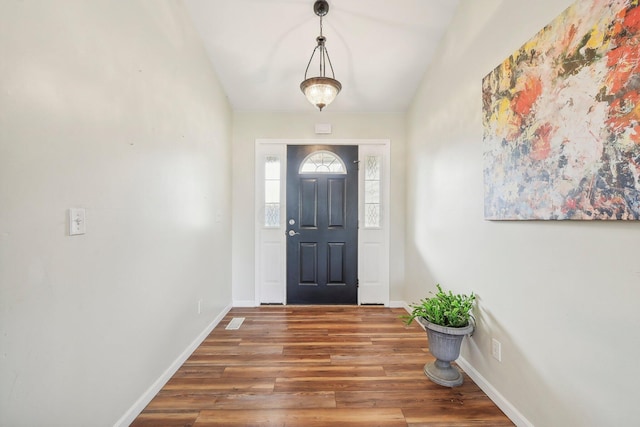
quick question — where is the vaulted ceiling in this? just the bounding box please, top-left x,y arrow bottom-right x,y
184,0 -> 460,113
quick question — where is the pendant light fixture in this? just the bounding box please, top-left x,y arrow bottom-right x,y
300,0 -> 341,111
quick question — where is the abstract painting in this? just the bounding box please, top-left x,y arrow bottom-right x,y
482,0 -> 640,220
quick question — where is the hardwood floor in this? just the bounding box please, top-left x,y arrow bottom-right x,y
131,306 -> 513,426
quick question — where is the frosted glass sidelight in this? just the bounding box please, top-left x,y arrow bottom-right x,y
265,181 -> 280,204
299,151 -> 346,174
365,181 -> 380,204
364,155 -> 381,228
365,155 -> 380,180
265,203 -> 280,228
365,204 -> 380,228
265,156 -> 280,179
264,156 -> 281,228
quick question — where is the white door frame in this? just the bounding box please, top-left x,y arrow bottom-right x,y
254,139 -> 390,306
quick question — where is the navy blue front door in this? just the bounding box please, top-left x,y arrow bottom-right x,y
286,145 -> 358,304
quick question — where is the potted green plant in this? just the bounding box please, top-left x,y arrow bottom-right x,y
403,284 -> 475,387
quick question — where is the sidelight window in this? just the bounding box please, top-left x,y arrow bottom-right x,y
364,155 -> 381,228
264,155 -> 281,228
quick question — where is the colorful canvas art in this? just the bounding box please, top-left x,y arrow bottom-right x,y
482,0 -> 640,220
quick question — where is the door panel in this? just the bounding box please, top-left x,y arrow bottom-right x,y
286,145 -> 358,304
327,243 -> 345,283
328,178 -> 346,227
300,179 -> 318,228
299,243 -> 318,284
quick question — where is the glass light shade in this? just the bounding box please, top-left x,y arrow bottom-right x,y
300,77 -> 342,111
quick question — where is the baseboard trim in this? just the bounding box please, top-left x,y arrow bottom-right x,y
113,303 -> 232,427
456,357 -> 532,426
233,300 -> 258,307
389,300 -> 409,309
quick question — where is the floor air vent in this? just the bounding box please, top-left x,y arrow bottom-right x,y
225,317 -> 245,330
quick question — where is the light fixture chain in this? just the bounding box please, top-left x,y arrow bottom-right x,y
319,15 -> 326,78
320,44 -> 325,77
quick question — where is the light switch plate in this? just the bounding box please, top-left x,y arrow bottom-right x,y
69,208 -> 86,235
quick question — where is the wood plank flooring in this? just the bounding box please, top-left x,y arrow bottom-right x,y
131,306 -> 513,427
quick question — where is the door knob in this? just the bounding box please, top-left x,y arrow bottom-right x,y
288,230 -> 300,236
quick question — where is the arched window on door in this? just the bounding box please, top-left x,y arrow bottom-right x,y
299,150 -> 346,174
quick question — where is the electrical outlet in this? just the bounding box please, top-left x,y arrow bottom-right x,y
492,338 -> 502,362
197,299 -> 202,314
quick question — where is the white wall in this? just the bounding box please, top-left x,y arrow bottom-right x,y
0,2 -> 232,426
406,1 -> 640,426
232,112 -> 406,304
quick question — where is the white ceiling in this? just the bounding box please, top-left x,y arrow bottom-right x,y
184,0 -> 460,113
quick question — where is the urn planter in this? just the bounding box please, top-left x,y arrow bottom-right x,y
402,284 -> 476,387
417,317 -> 474,387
